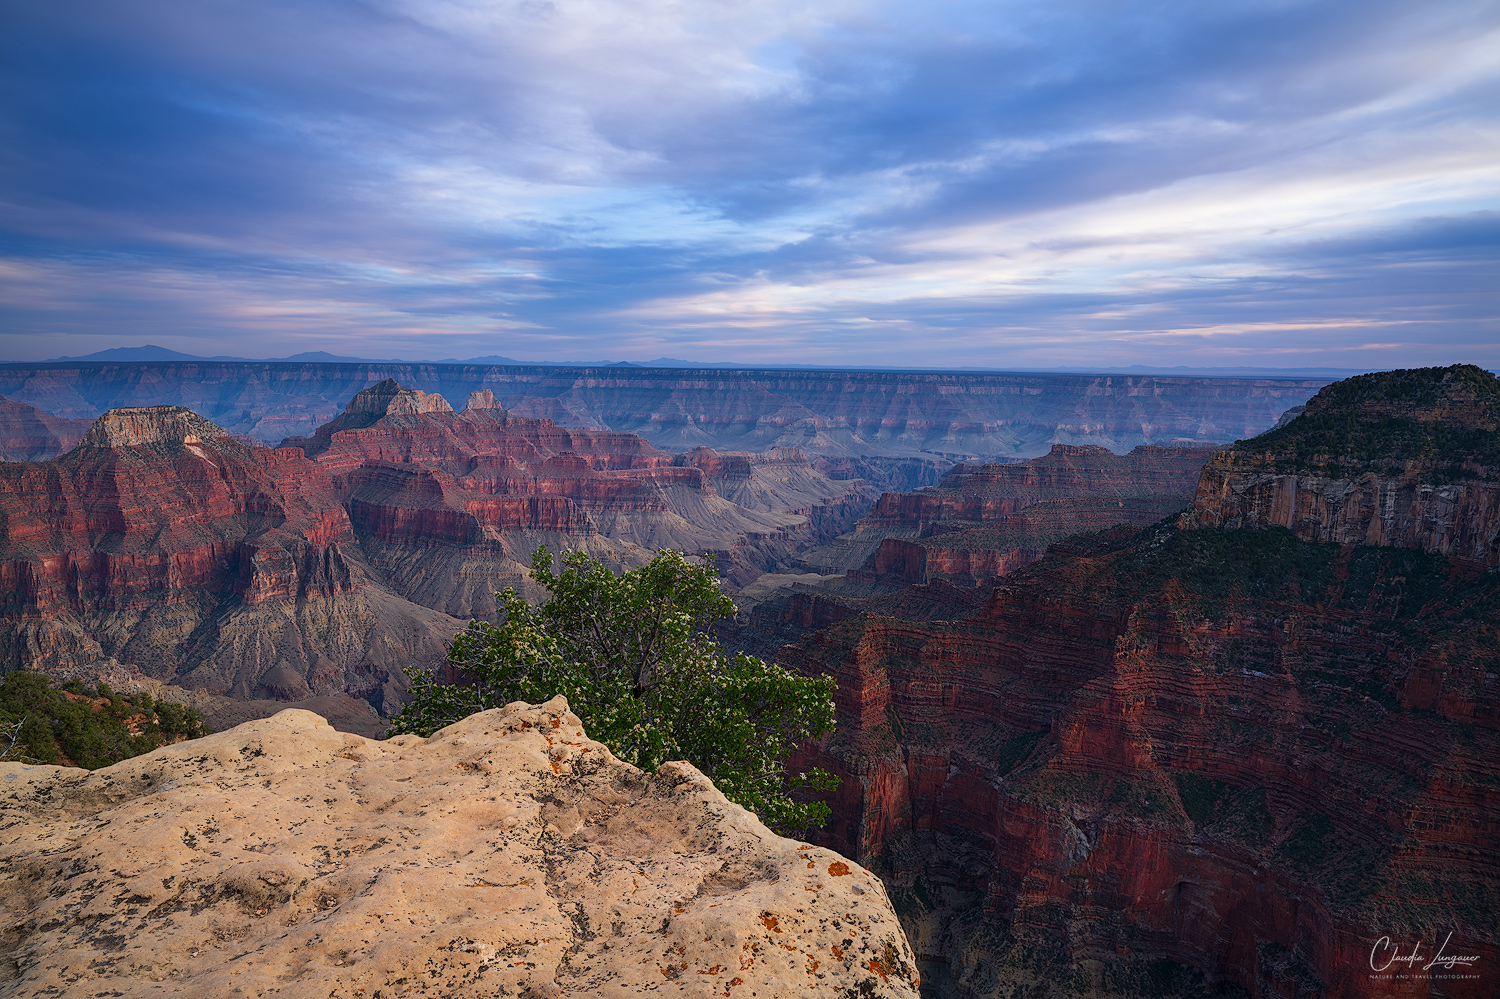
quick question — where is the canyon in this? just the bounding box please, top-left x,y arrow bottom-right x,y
0,394 -> 91,462
779,365 -> 1499,999
0,403 -> 459,721
1,361 -> 1494,999
0,361 -> 1326,472
0,380 -> 874,727
826,443 -> 1217,587
0,696 -> 920,998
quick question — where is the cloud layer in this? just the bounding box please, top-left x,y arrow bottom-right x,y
2,0 -> 1497,367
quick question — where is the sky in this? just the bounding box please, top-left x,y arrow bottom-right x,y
1,0 -> 1497,369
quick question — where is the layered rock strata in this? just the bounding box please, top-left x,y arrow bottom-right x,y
0,384 -> 881,711
774,369 -> 1500,999
825,444 -> 1215,583
785,526 -> 1500,999
0,697 -> 919,998
863,444 -> 1215,533
281,381 -> 878,604
1183,365 -> 1500,566
0,361 -> 1326,458
0,394 -> 91,462
0,405 -> 458,713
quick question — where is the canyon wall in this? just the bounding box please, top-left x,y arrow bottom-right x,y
0,394 -> 91,462
0,382 -> 881,713
780,367 -> 1500,999
1181,366 -> 1500,566
826,443 -> 1216,585
283,380 -> 879,603
0,406 -> 459,716
0,361 -> 1326,462
786,527 -> 1499,999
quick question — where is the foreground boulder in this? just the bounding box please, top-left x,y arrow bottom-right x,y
0,697 -> 918,998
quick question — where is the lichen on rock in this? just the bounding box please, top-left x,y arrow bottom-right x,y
0,696 -> 918,998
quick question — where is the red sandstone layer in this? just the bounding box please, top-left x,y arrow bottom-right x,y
0,406 -> 457,709
785,528 -> 1500,999
0,395 -> 92,462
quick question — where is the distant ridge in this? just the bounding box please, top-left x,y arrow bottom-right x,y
35,345 -> 1378,379
45,344 -> 408,363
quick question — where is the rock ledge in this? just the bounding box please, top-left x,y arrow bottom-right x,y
0,697 -> 917,998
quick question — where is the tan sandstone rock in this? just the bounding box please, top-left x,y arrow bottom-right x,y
0,697 -> 918,998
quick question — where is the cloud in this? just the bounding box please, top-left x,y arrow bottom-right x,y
0,0 -> 1496,366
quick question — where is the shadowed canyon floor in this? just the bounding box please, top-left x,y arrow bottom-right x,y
0,696 -> 920,998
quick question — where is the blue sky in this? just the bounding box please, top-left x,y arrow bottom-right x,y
1,0 -> 1496,368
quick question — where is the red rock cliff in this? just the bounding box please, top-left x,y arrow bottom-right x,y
278,385 -> 879,605
787,528 -> 1500,999
0,395 -> 92,462
0,406 -> 457,711
782,369 -> 1500,999
864,444 -> 1216,532
846,444 -> 1216,586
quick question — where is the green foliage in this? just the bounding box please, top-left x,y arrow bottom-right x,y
1232,364 -> 1500,479
0,672 -> 208,768
389,546 -> 840,832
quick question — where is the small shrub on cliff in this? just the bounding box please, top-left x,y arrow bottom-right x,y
0,672 -> 208,768
389,547 -> 840,831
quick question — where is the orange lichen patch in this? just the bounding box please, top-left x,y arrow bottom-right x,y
798,845 -> 814,851
806,860 -> 815,869
549,718 -> 560,729
831,945 -> 844,960
698,965 -> 724,975
807,957 -> 820,973
867,958 -> 890,983
803,884 -> 822,892
760,913 -> 781,933
827,862 -> 851,877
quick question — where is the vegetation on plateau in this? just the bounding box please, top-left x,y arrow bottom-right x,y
1230,364 -> 1500,479
0,672 -> 209,768
390,546 -> 840,831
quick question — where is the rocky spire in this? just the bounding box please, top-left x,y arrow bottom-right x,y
342,378 -> 453,420
464,388 -> 505,411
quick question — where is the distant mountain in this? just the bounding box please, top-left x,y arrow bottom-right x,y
47,344 -> 249,362
276,350 -> 406,363
47,345 -> 407,364
1039,363 -> 1368,378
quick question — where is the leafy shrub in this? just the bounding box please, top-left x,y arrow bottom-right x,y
390,546 -> 840,831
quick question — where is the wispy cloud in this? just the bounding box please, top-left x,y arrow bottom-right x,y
1,0 -> 1495,367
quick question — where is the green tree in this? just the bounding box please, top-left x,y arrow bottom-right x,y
389,547 -> 840,831
0,671 -> 208,767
